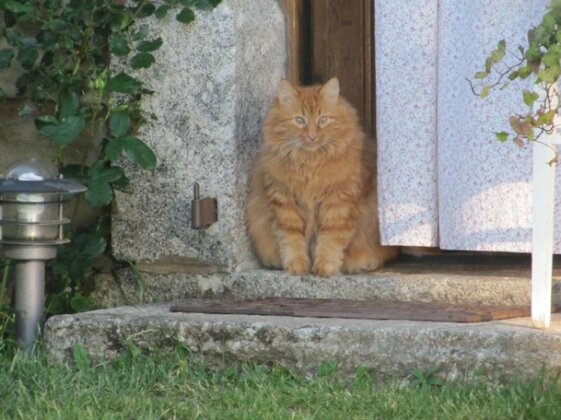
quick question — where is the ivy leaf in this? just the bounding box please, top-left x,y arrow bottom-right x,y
130,52 -> 155,69
3,28 -> 21,47
89,162 -> 124,184
111,10 -> 134,32
522,90 -> 539,107
105,139 -> 123,161
132,24 -> 149,41
121,136 -> 157,170
497,40 -> 506,52
513,137 -> 525,148
474,71 -> 488,80
34,115 -> 58,129
542,53 -> 560,67
490,48 -> 505,64
155,5 -> 170,18
480,85 -> 490,99
518,66 -> 532,79
106,137 -> 157,170
36,116 -> 86,148
109,34 -> 130,56
538,66 -> 560,83
194,0 -> 215,11
137,38 -> 163,53
109,111 -> 130,138
526,46 -> 542,64
176,7 -> 195,24
85,162 -> 125,207
495,131 -> 509,143
56,228 -> 108,282
137,3 -> 156,18
74,232 -> 107,259
543,13 -> 556,33
509,116 -> 533,137
106,73 -> 142,94
484,57 -> 493,73
0,49 -> 14,70
57,89 -> 80,119
17,46 -> 38,69
536,109 -> 557,126
4,1 -> 32,14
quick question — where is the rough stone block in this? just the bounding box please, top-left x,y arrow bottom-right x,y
111,0 -> 287,270
44,304 -> 561,382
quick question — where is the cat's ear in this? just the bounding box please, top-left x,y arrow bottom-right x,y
277,79 -> 297,107
320,77 -> 340,105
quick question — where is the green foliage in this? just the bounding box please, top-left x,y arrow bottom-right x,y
176,7 -> 195,24
0,0 -> 222,318
46,218 -> 109,315
470,1 -> 561,149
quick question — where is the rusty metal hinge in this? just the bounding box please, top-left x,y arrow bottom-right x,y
191,183 -> 218,229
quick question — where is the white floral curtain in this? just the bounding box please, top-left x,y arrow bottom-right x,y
376,0 -> 558,252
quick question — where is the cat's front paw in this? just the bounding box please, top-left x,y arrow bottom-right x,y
312,260 -> 340,277
285,258 -> 310,275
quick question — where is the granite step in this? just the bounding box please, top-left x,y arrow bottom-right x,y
44,303 -> 561,382
91,255 -> 561,309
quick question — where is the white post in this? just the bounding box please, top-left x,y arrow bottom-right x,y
532,83 -> 560,329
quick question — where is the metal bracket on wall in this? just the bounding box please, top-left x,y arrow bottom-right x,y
191,183 -> 218,230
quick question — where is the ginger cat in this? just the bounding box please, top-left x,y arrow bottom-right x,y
246,77 -> 397,276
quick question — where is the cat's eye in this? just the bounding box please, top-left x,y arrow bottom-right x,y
318,116 -> 329,126
294,116 -> 306,125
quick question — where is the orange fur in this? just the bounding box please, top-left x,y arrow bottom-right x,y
246,78 -> 397,276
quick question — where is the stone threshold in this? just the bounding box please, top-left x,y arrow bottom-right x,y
92,254 -> 561,308
44,303 -> 561,382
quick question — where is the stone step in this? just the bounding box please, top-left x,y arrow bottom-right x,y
44,303 -> 561,382
92,256 -> 561,308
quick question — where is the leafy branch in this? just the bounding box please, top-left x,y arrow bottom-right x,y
468,0 -> 561,160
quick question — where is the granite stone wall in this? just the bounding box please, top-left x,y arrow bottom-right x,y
110,0 -> 287,271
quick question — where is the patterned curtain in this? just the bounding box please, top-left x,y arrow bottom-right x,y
376,0 -> 557,252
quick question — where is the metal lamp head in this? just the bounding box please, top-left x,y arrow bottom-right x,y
0,159 -> 86,246
0,159 -> 86,351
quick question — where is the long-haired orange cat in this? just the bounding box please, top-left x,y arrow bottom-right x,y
246,78 -> 397,276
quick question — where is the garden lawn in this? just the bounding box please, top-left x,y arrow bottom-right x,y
2,342 -> 561,419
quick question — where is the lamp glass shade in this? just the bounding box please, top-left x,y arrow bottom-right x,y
0,160 -> 60,241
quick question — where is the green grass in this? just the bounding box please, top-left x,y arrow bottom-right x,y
2,341 -> 561,420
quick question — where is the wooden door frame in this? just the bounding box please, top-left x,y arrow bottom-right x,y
281,0 -> 305,84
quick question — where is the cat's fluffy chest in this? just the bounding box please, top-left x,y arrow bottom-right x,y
266,147 -> 364,202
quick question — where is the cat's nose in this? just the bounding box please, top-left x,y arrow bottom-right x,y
307,128 -> 317,141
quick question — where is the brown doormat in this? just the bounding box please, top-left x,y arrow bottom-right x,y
169,298 -> 537,323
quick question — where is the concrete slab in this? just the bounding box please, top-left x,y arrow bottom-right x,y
44,303 -> 561,382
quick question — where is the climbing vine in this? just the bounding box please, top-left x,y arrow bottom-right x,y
469,0 -> 561,159
0,0 -> 221,317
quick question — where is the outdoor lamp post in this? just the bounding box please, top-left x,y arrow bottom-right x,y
0,159 -> 86,350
